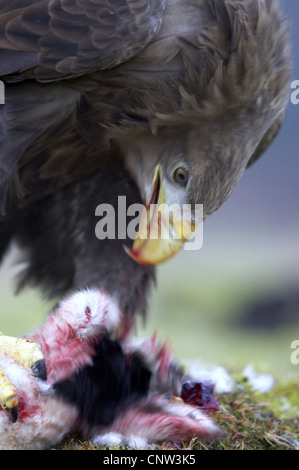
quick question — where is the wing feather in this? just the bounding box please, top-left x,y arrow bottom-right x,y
0,0 -> 166,79
0,0 -> 166,212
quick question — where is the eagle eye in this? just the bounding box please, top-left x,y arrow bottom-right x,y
173,167 -> 189,188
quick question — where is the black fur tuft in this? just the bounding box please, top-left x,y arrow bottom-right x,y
53,338 -> 151,426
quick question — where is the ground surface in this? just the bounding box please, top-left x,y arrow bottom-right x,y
0,241 -> 298,450
53,379 -> 299,450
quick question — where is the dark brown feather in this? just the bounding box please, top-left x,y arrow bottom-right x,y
0,0 -> 292,311
0,0 -> 166,78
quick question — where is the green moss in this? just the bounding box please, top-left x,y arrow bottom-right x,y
256,381 -> 299,420
53,378 -> 298,451
192,382 -> 298,450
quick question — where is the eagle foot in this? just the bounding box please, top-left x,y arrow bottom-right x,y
0,333 -> 46,422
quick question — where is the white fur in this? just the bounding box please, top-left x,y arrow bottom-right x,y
0,358 -> 77,450
92,431 -> 151,450
126,436 -> 151,450
54,288 -> 120,338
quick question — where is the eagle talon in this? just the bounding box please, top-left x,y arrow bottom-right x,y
9,406 -> 19,423
31,359 -> 47,381
0,365 -> 19,423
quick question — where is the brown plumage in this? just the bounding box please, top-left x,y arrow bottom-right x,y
0,0 -> 291,310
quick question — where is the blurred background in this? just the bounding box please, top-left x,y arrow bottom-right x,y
0,0 -> 298,383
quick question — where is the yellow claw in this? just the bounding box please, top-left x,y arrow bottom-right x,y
0,332 -> 44,370
0,366 -> 19,422
0,367 -> 18,409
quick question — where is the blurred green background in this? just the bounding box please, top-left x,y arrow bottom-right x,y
0,0 -> 298,385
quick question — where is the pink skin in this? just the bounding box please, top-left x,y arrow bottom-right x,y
108,397 -> 221,442
27,290 -> 117,384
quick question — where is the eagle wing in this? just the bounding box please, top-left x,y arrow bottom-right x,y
0,0 -> 166,211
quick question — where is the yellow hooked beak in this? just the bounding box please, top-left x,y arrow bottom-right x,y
124,165 -> 196,266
